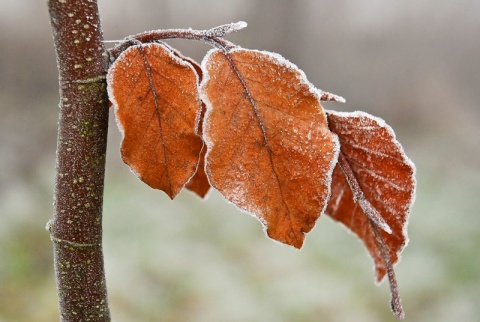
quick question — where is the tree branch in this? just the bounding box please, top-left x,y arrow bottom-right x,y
47,0 -> 111,321
337,152 -> 404,319
107,21 -> 248,62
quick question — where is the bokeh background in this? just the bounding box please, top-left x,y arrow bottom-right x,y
1,1 -> 479,321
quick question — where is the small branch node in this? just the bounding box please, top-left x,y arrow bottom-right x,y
126,38 -> 143,46
45,219 -> 54,232
60,75 -> 107,87
50,235 -> 101,248
72,75 -> 107,84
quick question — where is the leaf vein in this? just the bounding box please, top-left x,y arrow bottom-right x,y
139,45 -> 172,195
224,51 -> 299,243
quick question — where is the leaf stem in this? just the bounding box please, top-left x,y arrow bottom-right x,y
136,44 -> 174,197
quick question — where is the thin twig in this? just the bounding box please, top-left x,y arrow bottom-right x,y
319,91 -> 346,103
336,151 -> 404,319
108,21 -> 246,62
337,152 -> 392,233
370,222 -> 405,320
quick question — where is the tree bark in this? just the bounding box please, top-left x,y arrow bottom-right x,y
47,0 -> 111,321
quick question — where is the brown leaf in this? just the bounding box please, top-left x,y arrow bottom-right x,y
185,103 -> 211,198
166,50 -> 212,198
185,144 -> 210,198
200,48 -> 339,248
180,58 -> 212,198
107,43 -> 203,199
325,110 -> 416,282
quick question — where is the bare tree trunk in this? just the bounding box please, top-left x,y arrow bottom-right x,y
46,0 -> 111,320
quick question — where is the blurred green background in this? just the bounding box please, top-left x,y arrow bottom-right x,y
1,1 -> 479,321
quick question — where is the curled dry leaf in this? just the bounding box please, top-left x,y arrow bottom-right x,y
185,143 -> 210,198
200,48 -> 339,248
107,43 -> 203,199
185,101 -> 210,198
163,44 -> 211,198
325,110 -> 416,282
174,54 -> 211,198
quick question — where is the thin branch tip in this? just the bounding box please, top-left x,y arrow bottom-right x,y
234,21 -> 248,30
320,91 -> 346,103
337,151 -> 404,318
372,216 -> 392,234
392,299 -> 405,320
382,223 -> 393,234
206,21 -> 248,38
371,223 -> 405,320
360,200 -> 392,234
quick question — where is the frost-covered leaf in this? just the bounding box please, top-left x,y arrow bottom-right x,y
181,59 -> 212,199
185,143 -> 210,198
107,43 -> 203,199
185,98 -> 210,199
200,48 -> 339,248
166,51 -> 211,199
325,110 -> 416,282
